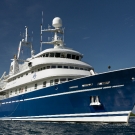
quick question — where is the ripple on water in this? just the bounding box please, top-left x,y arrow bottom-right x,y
0,118 -> 135,135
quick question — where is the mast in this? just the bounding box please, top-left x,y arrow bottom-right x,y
41,17 -> 65,49
40,11 -> 43,52
17,26 -> 34,59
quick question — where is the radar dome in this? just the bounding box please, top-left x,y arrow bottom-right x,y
52,17 -> 62,28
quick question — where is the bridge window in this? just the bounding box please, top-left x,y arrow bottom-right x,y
67,54 -> 71,59
61,53 -> 65,58
72,55 -> 75,59
50,53 -> 54,57
45,53 -> 49,57
76,56 -> 79,60
55,53 -> 60,57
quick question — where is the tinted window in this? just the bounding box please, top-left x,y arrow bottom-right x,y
50,80 -> 53,86
19,88 -> 21,93
25,86 -> 27,91
58,66 -> 62,68
50,53 -> 54,57
47,66 -> 50,69
76,56 -> 79,60
70,66 -> 74,69
60,78 -> 66,83
51,65 -> 56,68
55,53 -> 60,57
64,66 -> 68,69
72,55 -> 75,59
35,84 -> 37,89
75,67 -> 79,70
67,54 -> 71,59
61,54 -> 65,58
15,89 -> 17,94
43,81 -> 46,87
68,78 -> 73,81
54,79 -> 59,84
46,53 -> 49,57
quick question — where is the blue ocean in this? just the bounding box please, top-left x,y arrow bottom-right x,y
1,118 -> 135,135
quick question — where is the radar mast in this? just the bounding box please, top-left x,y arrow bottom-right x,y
40,17 -> 65,50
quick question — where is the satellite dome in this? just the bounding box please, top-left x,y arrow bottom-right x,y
52,17 -> 62,28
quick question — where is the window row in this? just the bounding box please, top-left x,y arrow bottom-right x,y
10,86 -> 27,95
10,65 -> 90,82
39,52 -> 82,60
37,65 -> 90,72
9,78 -> 73,96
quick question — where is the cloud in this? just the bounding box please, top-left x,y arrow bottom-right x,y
83,37 -> 90,40
129,24 -> 134,27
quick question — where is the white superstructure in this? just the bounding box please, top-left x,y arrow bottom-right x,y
0,17 -> 94,99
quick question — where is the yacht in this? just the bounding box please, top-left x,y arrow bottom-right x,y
0,17 -> 134,123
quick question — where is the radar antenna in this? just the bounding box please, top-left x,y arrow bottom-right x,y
41,17 -> 65,49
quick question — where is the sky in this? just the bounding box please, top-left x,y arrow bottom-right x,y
0,0 -> 135,76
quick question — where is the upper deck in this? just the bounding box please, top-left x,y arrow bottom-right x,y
0,17 -> 95,98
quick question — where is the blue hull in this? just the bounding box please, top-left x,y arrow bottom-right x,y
0,67 -> 135,122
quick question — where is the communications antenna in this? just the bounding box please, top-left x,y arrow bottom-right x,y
40,11 -> 44,52
31,31 -> 34,42
40,17 -> 65,49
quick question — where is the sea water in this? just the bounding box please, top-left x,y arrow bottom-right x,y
0,118 -> 135,135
